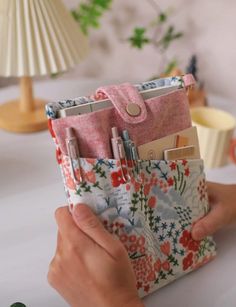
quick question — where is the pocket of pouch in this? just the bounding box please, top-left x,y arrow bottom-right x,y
59,155 -> 208,221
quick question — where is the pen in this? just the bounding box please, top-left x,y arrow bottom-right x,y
122,130 -> 139,161
65,127 -> 82,183
111,127 -> 126,160
111,127 -> 129,182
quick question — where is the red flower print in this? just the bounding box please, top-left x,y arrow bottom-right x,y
147,270 -> 156,282
182,159 -> 188,166
84,170 -> 96,184
185,168 -> 190,177
120,234 -> 128,243
179,230 -> 191,248
56,148 -> 62,164
183,252 -> 193,271
160,241 -> 171,256
48,119 -> 56,138
154,259 -> 162,272
148,196 -> 156,208
144,184 -> 151,196
129,235 -> 137,243
126,184 -> 131,191
85,158 -> 96,165
111,168 -> 128,187
167,177 -> 174,186
144,285 -> 150,293
136,281 -> 142,289
134,182 -> 141,192
188,239 -> 200,252
129,244 -> 138,253
162,260 -> 170,271
170,162 -> 177,170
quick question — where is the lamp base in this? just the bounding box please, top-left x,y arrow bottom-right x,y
0,99 -> 48,133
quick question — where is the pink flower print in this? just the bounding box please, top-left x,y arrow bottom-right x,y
129,244 -> 138,253
85,158 -> 96,165
182,159 -> 188,166
137,236 -> 145,247
154,259 -> 162,272
162,260 -> 170,271
147,271 -> 156,282
160,241 -> 171,256
129,235 -> 137,243
148,196 -> 156,208
84,170 -> 96,184
134,182 -> 141,192
66,176 -> 76,190
136,281 -> 143,289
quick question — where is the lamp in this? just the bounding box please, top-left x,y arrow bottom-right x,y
0,0 -> 88,133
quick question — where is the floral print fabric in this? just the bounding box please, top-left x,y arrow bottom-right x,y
60,155 -> 217,297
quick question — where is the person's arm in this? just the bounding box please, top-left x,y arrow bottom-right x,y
192,182 -> 236,240
48,204 -> 144,307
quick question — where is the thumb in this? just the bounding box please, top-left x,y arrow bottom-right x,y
192,204 -> 225,240
72,204 -> 120,257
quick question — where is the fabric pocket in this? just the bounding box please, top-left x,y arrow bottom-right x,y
60,155 -> 217,297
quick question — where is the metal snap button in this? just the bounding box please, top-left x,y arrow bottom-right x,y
126,103 -> 141,117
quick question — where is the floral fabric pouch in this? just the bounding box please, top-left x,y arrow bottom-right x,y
46,75 -> 217,298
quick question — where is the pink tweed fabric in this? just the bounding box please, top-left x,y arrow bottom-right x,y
52,85 -> 192,158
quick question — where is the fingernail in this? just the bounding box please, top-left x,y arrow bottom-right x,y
193,227 -> 205,240
73,204 -> 90,221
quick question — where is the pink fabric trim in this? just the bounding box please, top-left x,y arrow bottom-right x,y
96,83 -> 148,124
183,74 -> 196,87
52,88 -> 192,159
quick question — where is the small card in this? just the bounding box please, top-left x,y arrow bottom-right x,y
138,126 -> 201,160
164,145 -> 196,160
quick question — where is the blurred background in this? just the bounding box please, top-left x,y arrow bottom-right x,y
1,0 -> 236,100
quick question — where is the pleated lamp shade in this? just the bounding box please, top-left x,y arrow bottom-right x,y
0,0 -> 88,77
0,0 -> 88,133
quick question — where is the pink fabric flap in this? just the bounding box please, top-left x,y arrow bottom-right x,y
96,83 -> 147,124
52,88 -> 192,159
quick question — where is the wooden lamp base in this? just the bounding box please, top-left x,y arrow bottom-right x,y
0,99 -> 47,133
0,77 -> 48,133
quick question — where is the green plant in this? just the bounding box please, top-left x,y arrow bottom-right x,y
10,303 -> 26,307
71,0 -> 112,34
72,0 -> 184,74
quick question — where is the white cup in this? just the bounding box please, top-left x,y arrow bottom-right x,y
190,107 -> 236,168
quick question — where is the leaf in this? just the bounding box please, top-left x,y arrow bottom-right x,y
128,27 -> 150,49
10,304 -> 26,307
159,12 -> 167,23
164,59 -> 178,75
71,0 -> 112,34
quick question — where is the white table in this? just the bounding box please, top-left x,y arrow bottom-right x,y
0,79 -> 236,307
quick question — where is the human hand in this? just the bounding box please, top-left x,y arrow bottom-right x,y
47,204 -> 144,307
192,182 -> 236,240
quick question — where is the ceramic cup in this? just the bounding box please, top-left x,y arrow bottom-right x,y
190,107 -> 236,168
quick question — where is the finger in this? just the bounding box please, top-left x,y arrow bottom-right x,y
72,204 -> 122,259
206,182 -> 219,203
55,206 -> 94,249
192,204 -> 226,240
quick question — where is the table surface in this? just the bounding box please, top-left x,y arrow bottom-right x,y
0,79 -> 236,307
